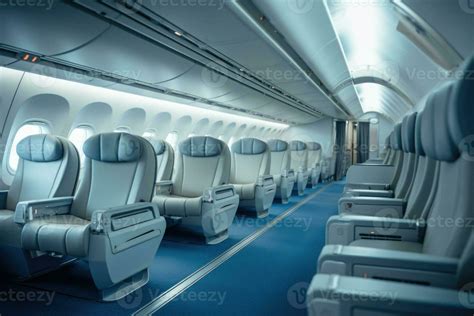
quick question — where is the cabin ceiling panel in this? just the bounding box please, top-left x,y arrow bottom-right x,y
0,3 -> 110,56
326,0 -> 458,120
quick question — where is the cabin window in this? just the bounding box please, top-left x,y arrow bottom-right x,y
114,126 -> 131,133
8,122 -> 51,173
166,131 -> 179,149
69,125 -> 94,166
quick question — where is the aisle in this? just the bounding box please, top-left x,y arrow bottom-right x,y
155,182 -> 344,315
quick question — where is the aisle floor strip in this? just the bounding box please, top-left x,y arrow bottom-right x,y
134,183 -> 334,316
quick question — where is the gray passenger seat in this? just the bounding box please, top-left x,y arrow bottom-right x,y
307,55 -> 474,316
230,138 -> 277,218
289,140 -> 309,195
267,139 -> 295,204
316,80 -> 474,287
306,142 -> 322,188
16,133 -> 166,301
145,138 -> 174,182
153,136 -> 239,244
0,134 -> 79,277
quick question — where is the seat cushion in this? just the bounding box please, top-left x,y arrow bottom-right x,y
22,215 -> 90,257
0,210 -> 23,247
153,195 -> 202,217
350,239 -> 423,253
233,183 -> 256,200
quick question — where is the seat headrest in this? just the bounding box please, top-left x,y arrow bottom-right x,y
401,112 -> 417,153
180,136 -> 223,157
231,138 -> 267,155
421,59 -> 474,162
17,134 -> 64,162
83,133 -> 143,162
307,142 -> 322,151
414,111 -> 425,156
391,124 -> 402,150
290,141 -> 307,151
146,138 -> 167,155
267,139 -> 288,152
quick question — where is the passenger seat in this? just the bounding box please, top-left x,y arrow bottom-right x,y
306,142 -> 322,188
145,138 -> 174,182
0,134 -> 79,277
230,138 -> 277,218
289,140 -> 309,195
17,133 -> 166,301
154,136 -> 239,244
267,139 -> 295,204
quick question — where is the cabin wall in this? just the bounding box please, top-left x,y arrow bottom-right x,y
282,117 -> 335,158
0,67 -> 288,186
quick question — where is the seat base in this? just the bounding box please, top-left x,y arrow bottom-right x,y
101,268 -> 149,302
205,229 -> 229,245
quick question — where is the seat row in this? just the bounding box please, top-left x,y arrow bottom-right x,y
0,132 -> 324,300
306,57 -> 474,315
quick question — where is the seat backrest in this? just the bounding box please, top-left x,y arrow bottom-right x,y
71,133 -> 156,220
146,138 -> 174,181
289,141 -> 308,171
172,136 -> 230,197
388,124 -> 404,187
306,142 -> 322,169
6,135 -> 79,210
393,112 -> 418,199
382,135 -> 391,164
267,139 -> 290,176
403,112 -> 439,220
421,64 -> 474,258
230,138 -> 270,184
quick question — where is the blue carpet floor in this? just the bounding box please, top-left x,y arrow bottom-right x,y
0,184 -> 335,316
157,182 -> 344,316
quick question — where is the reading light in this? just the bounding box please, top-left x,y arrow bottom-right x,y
174,31 -> 183,37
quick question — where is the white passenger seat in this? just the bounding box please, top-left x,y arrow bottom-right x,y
289,140 -> 309,195
267,139 -> 295,204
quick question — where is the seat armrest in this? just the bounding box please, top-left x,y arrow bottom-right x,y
14,197 -> 74,224
0,190 -> 8,209
307,274 -> 471,316
90,202 -> 164,254
326,215 -> 425,245
339,197 -> 405,216
318,245 -> 459,287
256,175 -> 275,187
155,180 -> 173,195
202,184 -> 236,203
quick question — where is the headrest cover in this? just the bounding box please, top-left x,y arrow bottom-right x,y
290,141 -> 307,151
391,124 -> 402,150
231,138 -> 267,155
146,138 -> 167,155
83,133 -> 143,162
414,111 -> 425,156
180,136 -> 223,157
420,84 -> 457,161
307,142 -> 322,151
17,134 -> 64,162
450,57 -> 474,160
267,139 -> 288,152
401,112 -> 417,153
